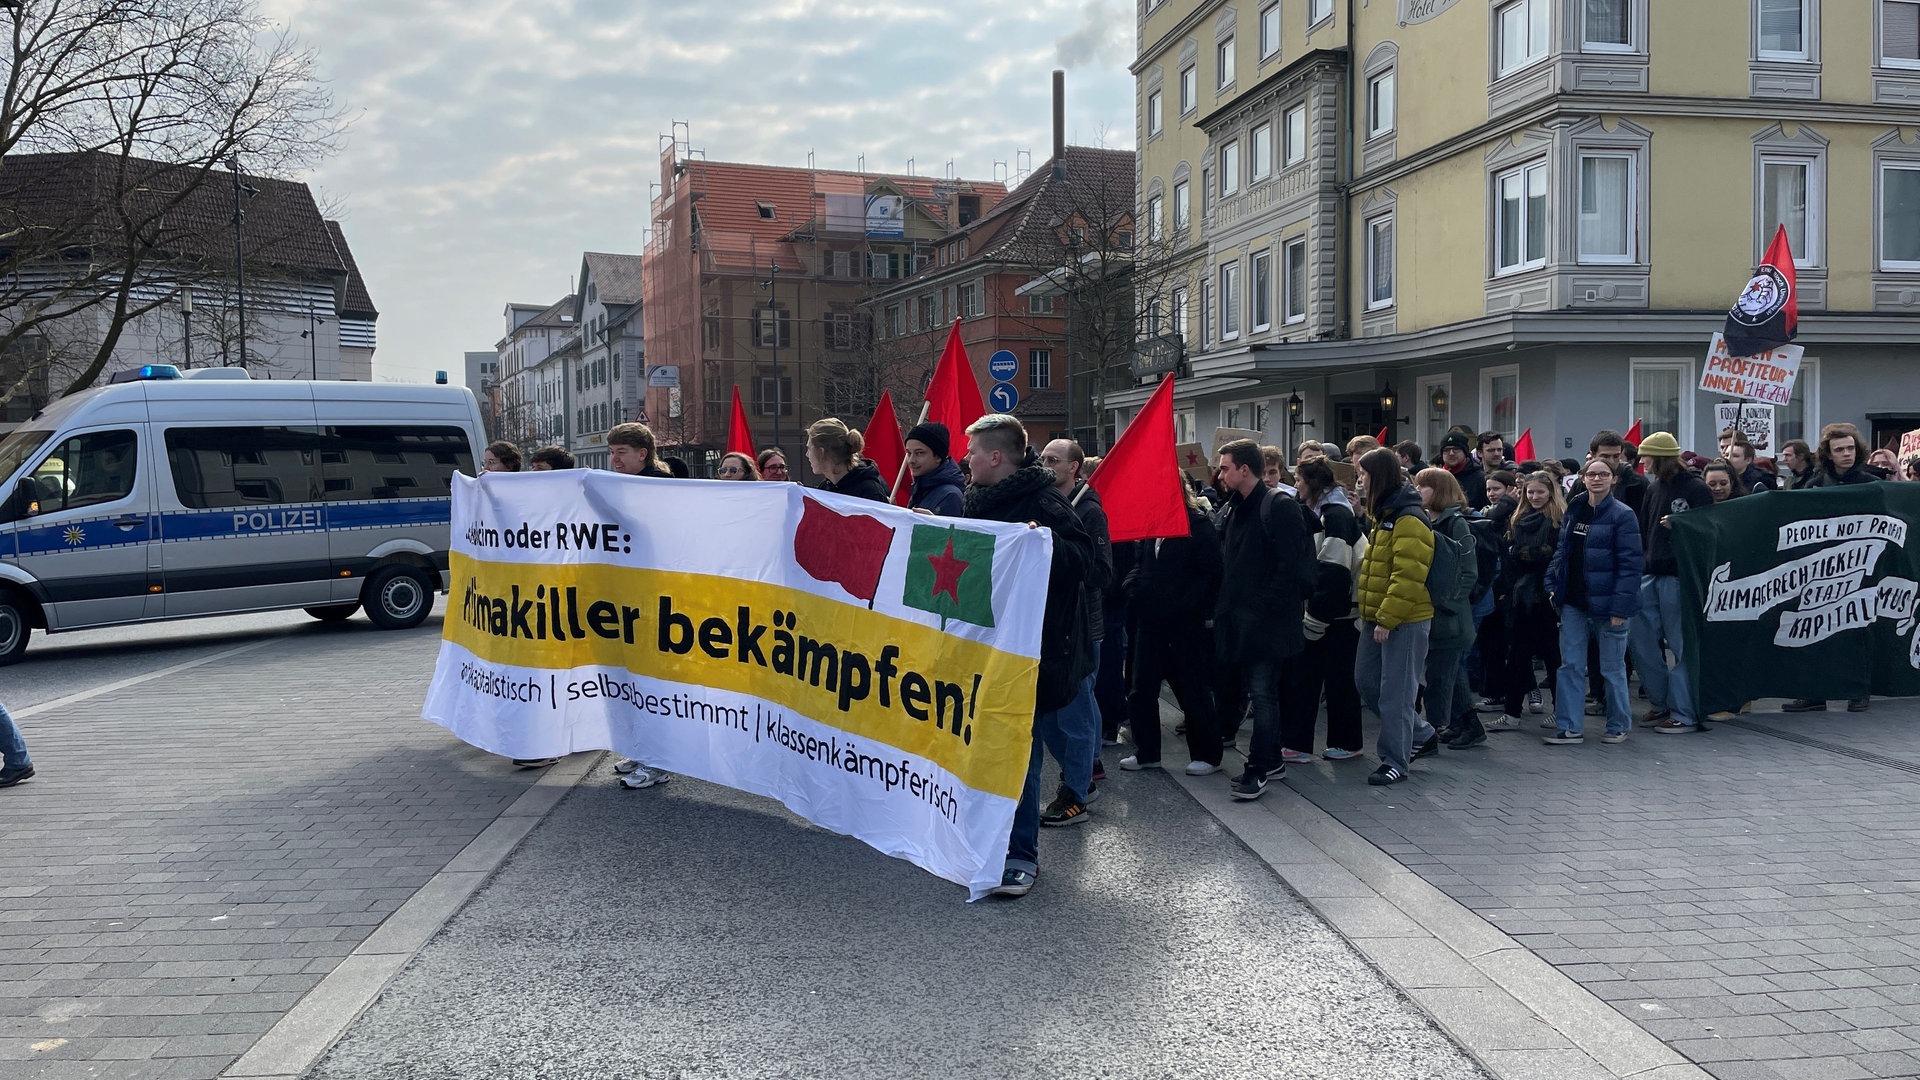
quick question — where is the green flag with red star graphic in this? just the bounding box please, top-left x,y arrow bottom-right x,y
902,524 -> 996,628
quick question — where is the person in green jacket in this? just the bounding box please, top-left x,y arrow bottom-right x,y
1416,468 -> 1481,748
1355,448 -> 1436,786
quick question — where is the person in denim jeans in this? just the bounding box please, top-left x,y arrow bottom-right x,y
0,701 -> 34,788
1353,449 -> 1437,785
1544,460 -> 1643,744
1629,433 -> 1714,734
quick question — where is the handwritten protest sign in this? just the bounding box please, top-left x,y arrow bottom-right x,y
1902,428 -> 1920,458
1700,333 -> 1803,405
1715,402 -> 1775,451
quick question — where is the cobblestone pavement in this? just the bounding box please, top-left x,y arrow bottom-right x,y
1265,695 -> 1920,1080
0,608 -> 545,1080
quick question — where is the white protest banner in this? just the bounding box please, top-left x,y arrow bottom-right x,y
422,471 -> 1051,900
1714,402 -> 1776,451
1902,428 -> 1920,459
1701,333 -> 1802,405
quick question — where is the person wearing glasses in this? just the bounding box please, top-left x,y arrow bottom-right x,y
715,452 -> 759,480
758,448 -> 791,482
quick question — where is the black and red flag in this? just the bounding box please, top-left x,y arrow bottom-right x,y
1723,224 -> 1799,357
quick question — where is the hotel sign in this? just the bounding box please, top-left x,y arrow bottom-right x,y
1131,334 -> 1184,379
1399,0 -> 1462,24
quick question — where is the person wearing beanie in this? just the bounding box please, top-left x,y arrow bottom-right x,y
1438,432 -> 1488,510
904,421 -> 964,516
1628,432 -> 1714,735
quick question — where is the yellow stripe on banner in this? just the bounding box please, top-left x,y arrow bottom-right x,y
446,553 -> 1038,799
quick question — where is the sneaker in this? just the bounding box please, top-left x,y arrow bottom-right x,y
993,868 -> 1035,897
1184,760 -> 1220,776
1091,760 -> 1108,783
1446,729 -> 1487,749
1040,790 -> 1089,827
1084,783 -> 1102,804
1540,716 -> 1559,729
1322,747 -> 1363,760
1599,731 -> 1629,744
1542,730 -> 1584,745
1639,708 -> 1672,728
1101,732 -> 1124,747
1434,726 -> 1460,743
612,757 -> 642,775
1584,699 -> 1604,716
1119,755 -> 1161,771
1654,719 -> 1699,735
1848,698 -> 1870,713
1526,690 -> 1545,715
1264,761 -> 1289,780
1486,714 -> 1523,731
0,764 -> 34,788
1367,765 -> 1407,786
1410,734 -> 1441,761
1474,695 -> 1503,712
1281,748 -> 1315,765
1230,769 -> 1269,800
512,757 -> 559,768
1781,698 -> 1826,713
619,766 -> 671,789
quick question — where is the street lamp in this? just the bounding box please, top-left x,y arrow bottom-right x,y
1378,381 -> 1410,435
761,260 -> 782,453
229,158 -> 260,368
180,289 -> 194,368
299,300 -> 326,380
1286,387 -> 1315,443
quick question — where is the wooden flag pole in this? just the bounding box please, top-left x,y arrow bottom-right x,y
892,399 -> 930,504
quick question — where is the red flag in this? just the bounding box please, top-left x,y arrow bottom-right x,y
1724,224 -> 1798,357
863,390 -> 910,507
726,386 -> 756,460
1513,428 -> 1536,464
1623,419 -> 1643,447
792,496 -> 894,605
924,320 -> 986,437
1089,374 -> 1191,543
1375,426 -> 1389,444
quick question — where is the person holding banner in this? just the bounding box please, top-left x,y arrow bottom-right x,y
715,452 -> 760,480
904,423 -> 965,516
805,419 -> 889,502
605,422 -> 677,789
757,448 -> 791,482
961,414 -> 1097,898
1544,459 -> 1642,744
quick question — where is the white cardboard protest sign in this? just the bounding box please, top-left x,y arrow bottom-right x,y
1701,333 -> 1802,406
1715,403 -> 1776,451
1901,428 -> 1920,459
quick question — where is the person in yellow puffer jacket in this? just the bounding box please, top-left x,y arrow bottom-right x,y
1354,447 -> 1436,786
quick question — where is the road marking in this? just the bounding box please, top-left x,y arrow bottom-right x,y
12,638 -> 280,720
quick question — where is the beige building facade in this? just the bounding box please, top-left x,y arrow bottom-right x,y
1125,0 -> 1920,458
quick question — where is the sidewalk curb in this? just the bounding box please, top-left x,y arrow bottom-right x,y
1169,760 -> 1713,1080
219,752 -> 601,1080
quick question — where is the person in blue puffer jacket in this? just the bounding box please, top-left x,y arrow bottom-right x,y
1544,458 -> 1643,746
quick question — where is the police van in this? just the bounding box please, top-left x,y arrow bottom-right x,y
0,366 -> 486,664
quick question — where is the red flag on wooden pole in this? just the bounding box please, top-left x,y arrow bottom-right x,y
1513,428 -> 1536,464
864,390 -> 910,506
924,320 -> 986,437
1375,426 -> 1389,444
726,386 -> 756,460
1088,374 -> 1191,543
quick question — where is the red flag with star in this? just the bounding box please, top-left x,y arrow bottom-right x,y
1088,373 -> 1190,543
792,496 -> 894,605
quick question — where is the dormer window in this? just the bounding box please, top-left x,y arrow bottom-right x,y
756,202 -> 776,219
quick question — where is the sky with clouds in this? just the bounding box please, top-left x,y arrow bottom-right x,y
256,0 -> 1137,385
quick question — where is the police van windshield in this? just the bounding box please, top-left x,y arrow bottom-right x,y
0,428 -> 54,486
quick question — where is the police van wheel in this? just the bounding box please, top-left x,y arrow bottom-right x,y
363,567 -> 433,630
303,603 -> 359,623
0,594 -> 28,666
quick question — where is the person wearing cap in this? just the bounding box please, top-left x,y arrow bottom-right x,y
904,421 -> 965,517
1629,432 -> 1715,735
1437,432 -> 1489,510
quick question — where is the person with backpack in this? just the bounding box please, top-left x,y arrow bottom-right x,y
1488,472 -> 1564,730
1544,458 -> 1643,744
1469,470 -> 1520,712
1354,448 -> 1436,786
1416,468 -> 1482,749
1283,459 -> 1366,762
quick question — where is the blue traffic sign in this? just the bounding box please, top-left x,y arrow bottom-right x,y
988,349 -> 1019,382
989,381 -> 1019,412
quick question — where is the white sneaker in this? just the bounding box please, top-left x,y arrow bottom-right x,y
612,757 -> 641,775
619,767 -> 671,789
1526,690 -> 1545,715
1119,755 -> 1161,771
1485,714 -> 1523,731
1184,760 -> 1219,776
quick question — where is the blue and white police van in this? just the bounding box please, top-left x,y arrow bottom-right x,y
0,365 -> 486,664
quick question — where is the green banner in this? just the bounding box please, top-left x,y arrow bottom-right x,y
1675,484 -> 1920,714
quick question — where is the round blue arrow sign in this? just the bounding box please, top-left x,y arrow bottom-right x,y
989,381 -> 1019,412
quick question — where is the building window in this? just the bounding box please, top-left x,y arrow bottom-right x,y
1481,365 -> 1519,443
754,308 -> 792,348
1284,105 -> 1307,166
1250,250 -> 1273,331
958,281 -> 984,317
1171,286 -> 1190,340
1148,193 -> 1165,241
1778,357 -> 1818,443
1759,155 -> 1820,266
1496,0 -> 1550,77
756,375 -> 793,418
1284,237 -> 1308,324
1260,3 -> 1281,58
1174,179 -> 1191,231
916,294 -> 938,330
884,304 -> 904,337
1219,141 -> 1240,197
1882,164 -> 1920,270
1578,152 -> 1634,263
1583,0 -> 1633,50
1028,294 -> 1055,314
828,312 -> 856,350
1180,65 -> 1197,112
1029,349 -> 1052,389
1147,89 -> 1164,136
1495,161 -> 1549,274
1223,401 -> 1270,431
1366,214 -> 1394,310
1885,0 -> 1920,67
1309,0 -> 1333,25
1757,0 -> 1807,59
1219,261 -> 1242,338
1630,360 -> 1691,449
1367,71 -> 1395,139
1250,123 -> 1273,181
1218,37 -> 1236,87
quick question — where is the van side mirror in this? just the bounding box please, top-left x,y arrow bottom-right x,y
3,477 -> 40,523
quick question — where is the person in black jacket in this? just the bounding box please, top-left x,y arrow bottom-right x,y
1805,422 -> 1879,488
1488,472 -> 1563,730
805,418 -> 889,501
1119,492 -> 1223,773
1627,432 -> 1715,733
1213,439 -> 1316,800
1040,439 -> 1115,805
1284,459 -> 1365,761
962,414 -> 1096,898
1437,432 -> 1489,510
1590,431 -> 1647,518
905,422 -> 964,516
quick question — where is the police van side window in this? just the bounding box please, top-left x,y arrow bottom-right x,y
320,426 -> 474,500
165,427 -> 324,509
35,429 -> 138,513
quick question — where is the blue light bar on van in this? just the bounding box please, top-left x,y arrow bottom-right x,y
108,364 -> 184,383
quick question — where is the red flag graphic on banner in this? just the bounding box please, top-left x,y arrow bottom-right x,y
1089,374 -> 1191,543
1623,419 -> 1643,447
792,496 -> 894,605
1513,428 -> 1536,464
863,390 -> 910,506
726,386 -> 756,460
1724,224 -> 1799,358
924,320 -> 986,437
